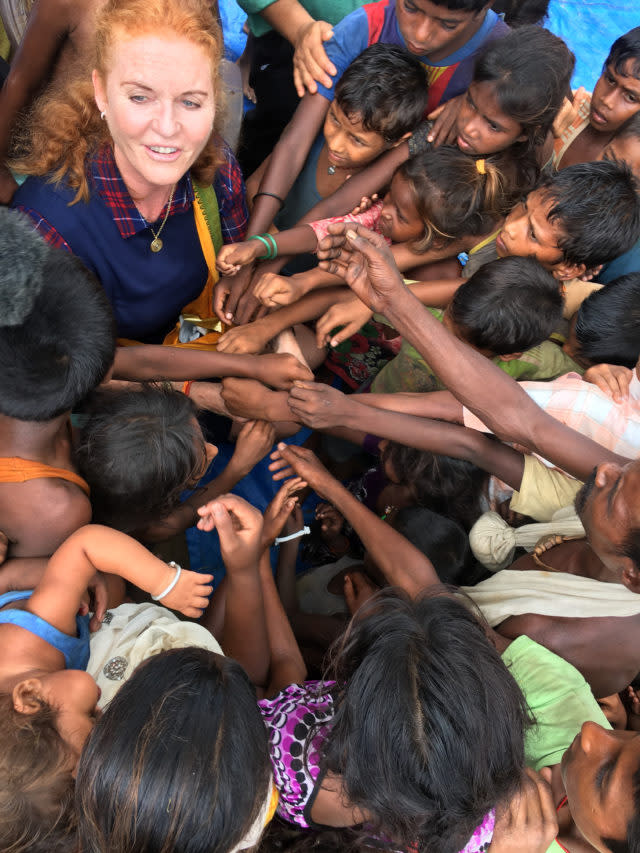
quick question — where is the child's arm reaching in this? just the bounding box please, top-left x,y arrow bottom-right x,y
197,494 -> 270,686
216,225 -> 319,275
269,444 -> 439,598
27,525 -> 214,635
112,346 -> 312,390
216,285 -> 353,354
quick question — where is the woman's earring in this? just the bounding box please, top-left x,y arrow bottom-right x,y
100,111 -> 106,120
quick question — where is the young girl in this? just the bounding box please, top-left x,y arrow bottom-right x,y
214,146 -> 505,384
553,27 -> 640,169
0,523 -> 213,851
222,25 -> 574,325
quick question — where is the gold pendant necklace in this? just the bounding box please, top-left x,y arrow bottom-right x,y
148,185 -> 175,252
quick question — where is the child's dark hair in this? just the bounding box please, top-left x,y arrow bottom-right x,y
0,209 -> 115,421
449,256 -> 562,354
0,693 -> 76,853
335,44 -> 428,144
429,0 -> 491,10
75,386 -> 207,534
605,26 -> 640,80
77,648 -> 272,853
322,590 -> 530,853
575,273 -> 640,368
393,506 -> 471,585
538,160 -> 640,268
473,26 -> 574,200
398,146 -> 504,251
492,0 -> 550,26
382,440 -> 486,531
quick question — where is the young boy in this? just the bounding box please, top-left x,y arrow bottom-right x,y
370,256 -> 566,394
217,0 -> 508,323
0,209 -> 115,586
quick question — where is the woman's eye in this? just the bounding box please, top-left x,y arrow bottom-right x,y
183,99 -> 200,109
130,94 -> 147,103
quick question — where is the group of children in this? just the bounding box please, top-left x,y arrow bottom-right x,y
2,0 -> 640,852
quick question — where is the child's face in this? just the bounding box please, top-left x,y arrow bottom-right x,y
379,173 -> 425,243
396,0 -> 489,62
455,81 -> 527,156
323,102 -> 390,172
39,670 -> 101,758
590,60 -> 640,135
496,190 -> 571,275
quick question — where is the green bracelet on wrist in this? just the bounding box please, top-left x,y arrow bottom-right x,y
248,233 -> 278,260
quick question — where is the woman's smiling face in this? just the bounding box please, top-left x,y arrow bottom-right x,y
93,32 -> 216,200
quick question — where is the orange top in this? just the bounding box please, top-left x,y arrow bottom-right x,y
0,457 -> 90,495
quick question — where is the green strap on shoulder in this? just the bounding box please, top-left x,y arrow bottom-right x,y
193,179 -> 223,254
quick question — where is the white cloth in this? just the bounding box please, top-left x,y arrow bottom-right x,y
460,570 -> 640,627
87,601 -> 223,709
469,506 -> 585,571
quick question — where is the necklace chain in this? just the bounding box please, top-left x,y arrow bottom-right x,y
148,185 -> 176,252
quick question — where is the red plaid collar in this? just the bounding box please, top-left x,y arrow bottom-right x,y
88,145 -> 193,239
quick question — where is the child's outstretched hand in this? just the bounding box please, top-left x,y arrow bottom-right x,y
583,362 -> 633,403
217,319 -> 273,354
262,478 -> 307,549
151,565 -> 214,619
254,353 -> 313,390
348,194 -> 378,216
315,295 -> 373,348
287,380 -> 348,430
253,272 -> 307,309
229,419 -> 277,478
216,240 -> 263,276
197,493 -> 264,575
315,503 -> 343,539
269,443 -> 335,500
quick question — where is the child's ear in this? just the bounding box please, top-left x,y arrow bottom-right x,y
551,262 -> 587,282
498,352 -> 523,362
391,131 -> 412,148
622,559 -> 640,593
12,678 -> 45,714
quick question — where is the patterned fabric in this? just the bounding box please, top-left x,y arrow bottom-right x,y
463,371 -> 640,459
308,200 -> 387,245
258,681 -> 335,829
460,809 -> 495,853
16,140 -> 248,249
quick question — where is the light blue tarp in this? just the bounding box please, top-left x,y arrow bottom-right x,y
219,0 -> 247,61
545,0 -> 640,91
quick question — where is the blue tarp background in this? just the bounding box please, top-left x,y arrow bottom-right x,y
545,0 -> 640,91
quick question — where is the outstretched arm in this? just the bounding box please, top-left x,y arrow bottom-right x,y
27,525 -> 213,635
269,444 -> 439,597
317,224 -> 626,478
287,381 -> 524,489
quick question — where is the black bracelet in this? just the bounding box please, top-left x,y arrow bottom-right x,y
253,190 -> 285,210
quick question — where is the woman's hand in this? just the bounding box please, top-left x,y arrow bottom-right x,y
197,493 -> 264,575
292,19 -> 337,97
253,272 -> 308,308
487,768 -> 558,853
153,565 -> 214,619
287,380 -> 348,429
254,353 -> 313,389
315,295 -> 373,348
583,362 -> 633,403
262,478 -> 307,549
269,443 -> 336,500
217,319 -> 274,354
317,224 -> 406,316
216,240 -> 262,275
228,420 -> 276,477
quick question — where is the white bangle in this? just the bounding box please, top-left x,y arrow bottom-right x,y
152,561 -> 182,601
274,526 -> 310,545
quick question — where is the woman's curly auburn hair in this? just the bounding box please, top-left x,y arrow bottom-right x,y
12,0 -> 224,203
